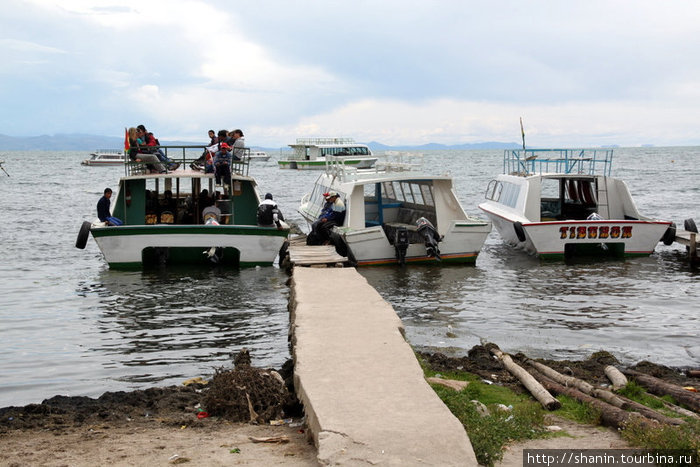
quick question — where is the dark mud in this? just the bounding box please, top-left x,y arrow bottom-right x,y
2,346 -> 697,434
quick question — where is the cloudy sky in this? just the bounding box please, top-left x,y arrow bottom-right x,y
2,0 -> 700,147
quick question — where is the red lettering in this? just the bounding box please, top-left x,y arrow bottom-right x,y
577,226 -> 587,239
559,226 -> 569,239
599,226 -> 610,239
588,226 -> 598,239
611,226 -> 621,238
622,226 -> 633,238
569,227 -> 576,239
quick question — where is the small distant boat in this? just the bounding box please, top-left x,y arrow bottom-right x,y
245,151 -> 271,161
82,150 -> 126,166
478,148 -> 674,259
278,137 -> 377,170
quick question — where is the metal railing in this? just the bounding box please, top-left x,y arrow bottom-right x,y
124,145 -> 250,177
504,148 -> 613,176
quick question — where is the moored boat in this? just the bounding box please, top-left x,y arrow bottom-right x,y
478,148 -> 675,259
81,150 -> 126,166
297,153 -> 491,265
76,145 -> 288,268
245,150 -> 271,161
278,137 -> 377,170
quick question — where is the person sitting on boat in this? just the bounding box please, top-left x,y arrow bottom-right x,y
191,130 -> 223,171
231,129 -> 245,161
96,188 -> 122,226
307,191 -> 345,245
137,125 -> 179,171
214,142 -> 232,186
127,127 -> 166,173
257,193 -> 285,229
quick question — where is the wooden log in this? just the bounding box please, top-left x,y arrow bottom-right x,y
526,360 -> 595,393
528,369 -> 650,429
604,365 -> 628,390
623,369 -> 700,412
426,377 -> 469,391
645,393 -> 700,420
526,360 -> 683,425
490,348 -> 560,410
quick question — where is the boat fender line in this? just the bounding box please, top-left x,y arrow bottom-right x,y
514,221 -> 527,242
661,222 -> 676,246
684,218 -> 698,233
75,221 -> 92,249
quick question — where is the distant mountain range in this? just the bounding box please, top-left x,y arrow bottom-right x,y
0,133 -> 521,151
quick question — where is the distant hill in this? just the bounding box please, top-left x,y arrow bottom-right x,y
0,133 -> 522,151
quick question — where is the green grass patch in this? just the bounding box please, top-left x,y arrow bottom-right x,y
621,417 -> 700,461
555,395 -> 602,425
426,370 -> 550,466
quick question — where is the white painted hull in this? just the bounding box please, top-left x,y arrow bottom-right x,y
343,221 -> 491,265
91,224 -> 286,267
480,206 -> 670,258
278,157 -> 377,170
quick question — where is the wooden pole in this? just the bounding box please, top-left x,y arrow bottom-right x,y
490,348 -> 560,410
623,369 -> 700,412
604,365 -> 628,390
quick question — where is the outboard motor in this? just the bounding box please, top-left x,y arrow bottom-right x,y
416,217 -> 441,260
394,226 -> 409,266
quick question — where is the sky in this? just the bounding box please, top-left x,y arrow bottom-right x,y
2,0 -> 700,148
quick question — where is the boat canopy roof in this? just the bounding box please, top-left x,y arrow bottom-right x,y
322,152 -> 449,185
504,148 -> 613,177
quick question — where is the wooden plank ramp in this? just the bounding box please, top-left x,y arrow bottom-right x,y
674,230 -> 698,264
284,235 -> 348,267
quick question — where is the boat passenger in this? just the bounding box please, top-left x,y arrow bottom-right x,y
202,199 -> 222,225
307,191 -> 345,245
257,193 -> 285,229
97,188 -> 112,224
191,130 -> 222,171
214,142 -> 232,186
127,127 -> 165,173
137,124 -> 178,171
231,129 -> 245,161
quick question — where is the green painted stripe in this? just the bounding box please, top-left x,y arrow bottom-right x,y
91,225 -> 288,238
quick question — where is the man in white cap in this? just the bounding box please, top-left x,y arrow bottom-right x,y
307,191 -> 345,245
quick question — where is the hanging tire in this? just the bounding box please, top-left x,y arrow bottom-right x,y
513,221 -> 527,242
684,218 -> 698,233
75,221 -> 91,249
661,222 -> 676,246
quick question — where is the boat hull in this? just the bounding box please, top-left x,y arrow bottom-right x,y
90,224 -> 287,268
480,206 -> 670,259
343,221 -> 491,266
278,157 -> 377,170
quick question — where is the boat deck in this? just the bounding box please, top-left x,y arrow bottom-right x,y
283,236 -> 347,268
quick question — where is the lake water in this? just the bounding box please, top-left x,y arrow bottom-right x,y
0,148 -> 698,407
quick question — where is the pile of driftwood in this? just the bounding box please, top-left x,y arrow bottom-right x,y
486,344 -> 700,429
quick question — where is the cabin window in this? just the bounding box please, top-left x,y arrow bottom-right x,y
499,182 -> 520,208
382,181 -> 396,200
400,182 -> 414,203
485,180 -> 502,201
420,185 -> 434,206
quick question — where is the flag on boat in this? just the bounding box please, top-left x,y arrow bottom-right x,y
124,127 -> 130,152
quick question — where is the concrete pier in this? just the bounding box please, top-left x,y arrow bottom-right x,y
290,267 -> 477,466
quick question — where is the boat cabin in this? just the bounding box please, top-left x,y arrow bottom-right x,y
288,137 -> 372,161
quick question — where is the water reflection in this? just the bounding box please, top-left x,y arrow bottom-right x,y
75,267 -> 292,383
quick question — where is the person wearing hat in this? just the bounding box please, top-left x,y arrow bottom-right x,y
307,191 -> 346,245
257,193 -> 285,229
213,142 -> 232,186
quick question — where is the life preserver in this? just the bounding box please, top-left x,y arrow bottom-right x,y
661,222 -> 676,246
514,221 -> 527,242
684,218 -> 698,233
75,221 -> 91,249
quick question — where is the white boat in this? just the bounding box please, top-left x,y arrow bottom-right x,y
278,137 -> 377,170
76,145 -> 288,268
81,150 -> 126,166
478,148 -> 675,259
245,151 -> 271,161
298,153 -> 491,265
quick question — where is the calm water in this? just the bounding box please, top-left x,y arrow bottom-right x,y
0,148 -> 698,407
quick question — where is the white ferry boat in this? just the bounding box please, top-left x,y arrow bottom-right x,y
278,137 -> 377,170
297,153 -> 491,265
478,148 -> 675,259
76,145 -> 288,268
246,151 -> 271,161
81,150 -> 126,166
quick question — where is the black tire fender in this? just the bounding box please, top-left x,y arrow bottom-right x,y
75,221 -> 91,249
513,221 -> 527,242
684,218 -> 698,233
661,222 -> 676,246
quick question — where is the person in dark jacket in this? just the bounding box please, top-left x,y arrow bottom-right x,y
97,188 -> 119,225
